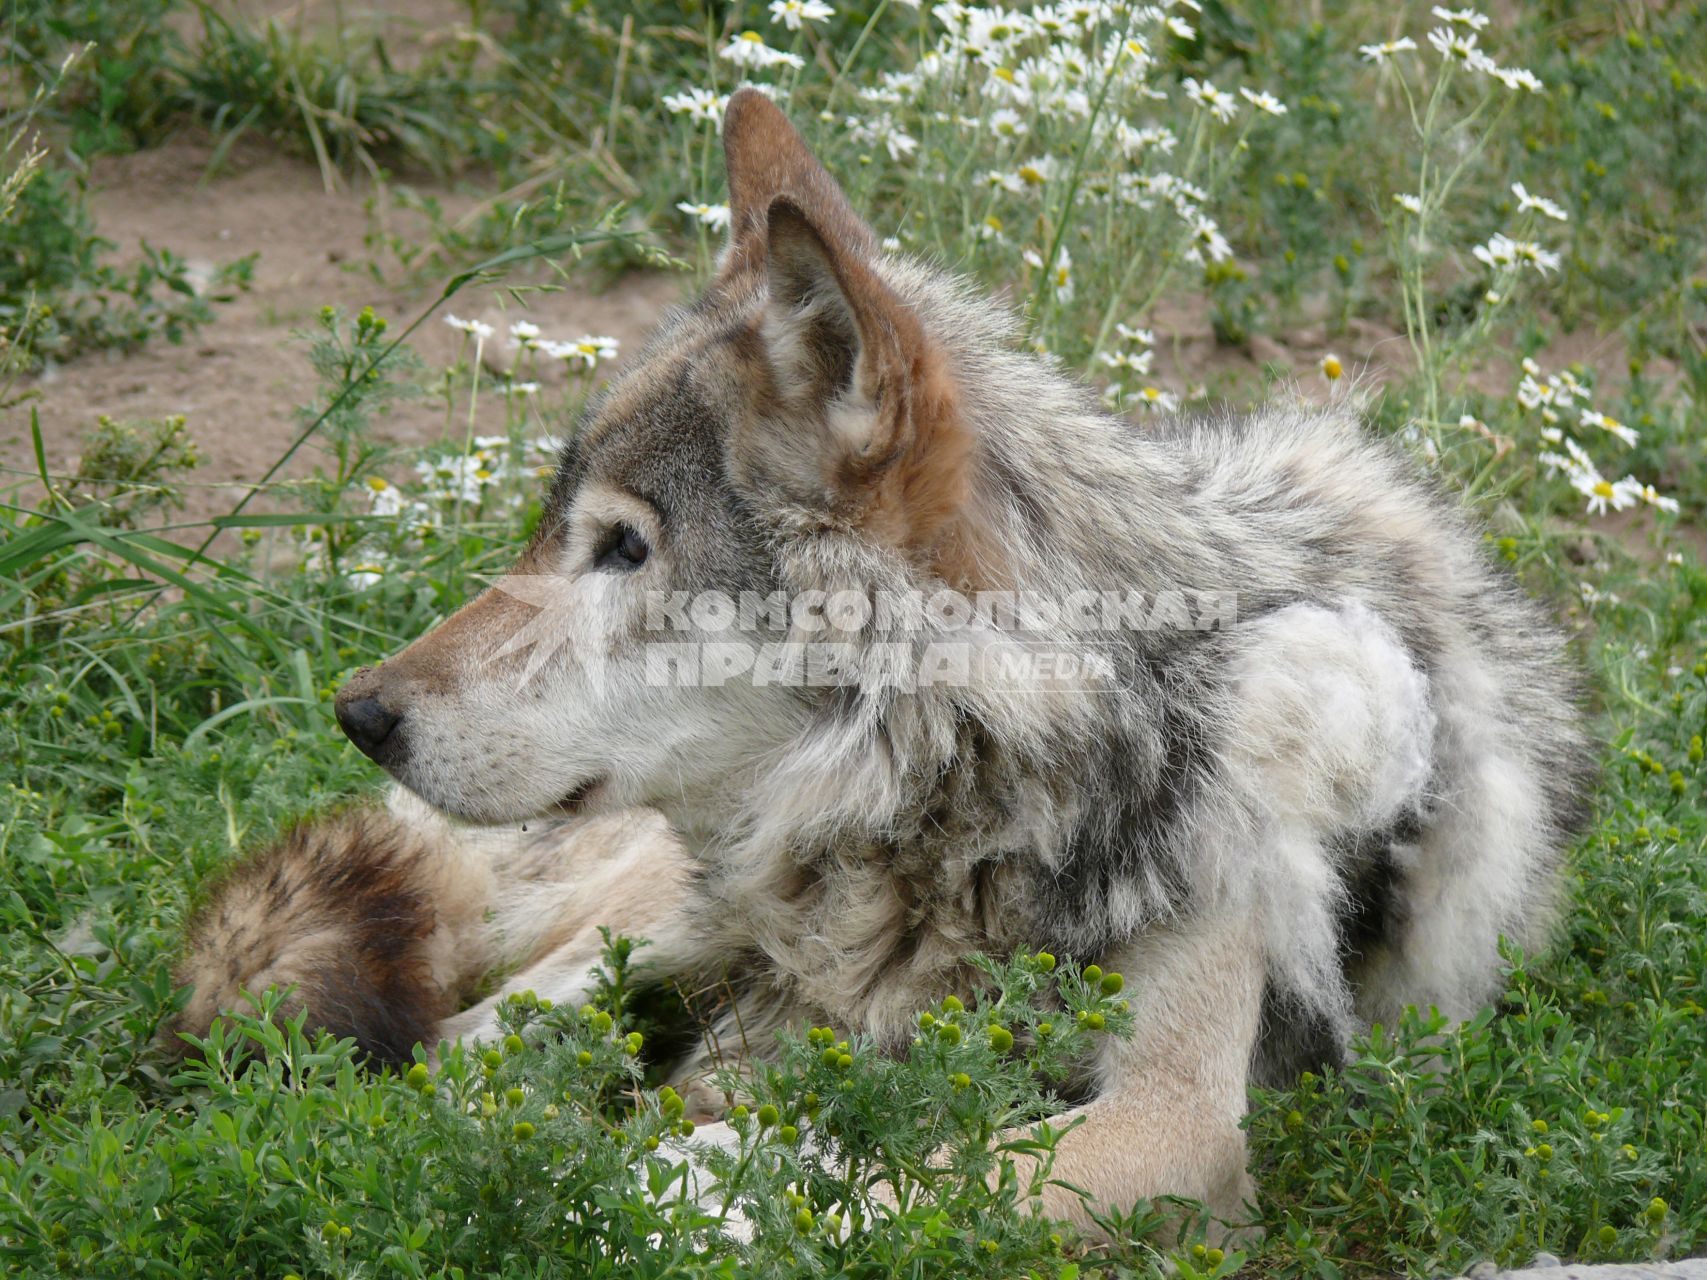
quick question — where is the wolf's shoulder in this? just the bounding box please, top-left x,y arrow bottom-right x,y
1149,401 -> 1443,511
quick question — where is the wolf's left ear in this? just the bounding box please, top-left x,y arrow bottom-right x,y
719,88 -> 969,551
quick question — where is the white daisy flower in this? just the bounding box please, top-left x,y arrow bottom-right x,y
1099,348 -> 1155,375
1184,215 -> 1232,265
1472,232 -> 1560,275
1571,468 -> 1632,516
1512,183 -> 1568,221
345,562 -> 388,590
1115,322 -> 1155,346
1024,245 -> 1074,301
847,114 -> 919,160
1359,37 -> 1418,62
661,86 -> 729,125
369,483 -> 405,518
1132,385 -> 1181,413
719,31 -> 806,70
1182,77 -> 1238,123
1015,155 -> 1062,187
544,335 -> 620,369
1496,65 -> 1544,92
1393,192 -> 1423,214
444,314 -> 494,340
1431,6 -> 1490,29
1630,481 -> 1679,513
1114,121 -> 1178,156
768,0 -> 834,29
1239,87 -> 1287,116
981,63 -> 1034,106
676,201 -> 733,231
1581,409 -> 1639,447
1427,26 -> 1481,63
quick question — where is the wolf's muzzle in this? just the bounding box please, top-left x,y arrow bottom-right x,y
335,668 -> 407,768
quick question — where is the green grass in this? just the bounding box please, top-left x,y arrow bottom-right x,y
3,1 -> 1706,1276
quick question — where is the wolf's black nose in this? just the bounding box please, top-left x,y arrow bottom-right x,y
334,686 -> 406,767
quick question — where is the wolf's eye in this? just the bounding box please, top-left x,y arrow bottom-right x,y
595,524 -> 650,571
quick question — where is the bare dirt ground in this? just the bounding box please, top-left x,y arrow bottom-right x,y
2,131 -> 687,522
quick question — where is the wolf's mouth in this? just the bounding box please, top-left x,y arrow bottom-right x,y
551,777 -> 603,815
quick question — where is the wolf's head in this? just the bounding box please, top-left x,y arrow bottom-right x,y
334,89 -> 1039,833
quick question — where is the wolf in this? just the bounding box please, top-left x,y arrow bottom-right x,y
169,88 -> 1592,1233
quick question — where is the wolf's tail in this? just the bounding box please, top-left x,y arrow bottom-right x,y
162,804 -> 496,1068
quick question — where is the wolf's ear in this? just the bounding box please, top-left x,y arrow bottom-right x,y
719,88 -> 969,552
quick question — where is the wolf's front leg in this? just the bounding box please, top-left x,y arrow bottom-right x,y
1003,913 -> 1264,1241
434,812 -> 699,1049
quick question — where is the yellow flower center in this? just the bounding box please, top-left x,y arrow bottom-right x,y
1592,481 -> 1614,499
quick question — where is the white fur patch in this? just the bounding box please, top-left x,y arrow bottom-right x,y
1212,601 -> 1436,1025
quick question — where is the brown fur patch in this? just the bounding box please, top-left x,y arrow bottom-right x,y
165,810 -> 452,1067
351,569 -> 545,701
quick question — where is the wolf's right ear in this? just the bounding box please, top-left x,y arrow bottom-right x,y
718,88 -> 970,557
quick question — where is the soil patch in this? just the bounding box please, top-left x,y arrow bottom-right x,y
3,131 -> 686,522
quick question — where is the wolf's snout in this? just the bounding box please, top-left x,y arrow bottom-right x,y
335,669 -> 408,768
